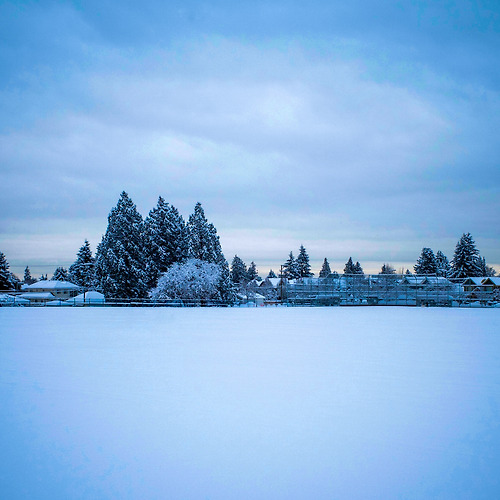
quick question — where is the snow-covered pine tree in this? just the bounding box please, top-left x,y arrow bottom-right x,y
23,266 -> 36,285
187,202 -> 233,302
449,233 -> 481,279
247,262 -> 259,281
414,248 -> 438,275
52,267 -> 69,281
39,274 -> 47,281
94,191 -> 148,298
230,255 -> 248,284
188,203 -> 220,263
0,252 -> 16,290
69,240 -> 96,289
478,256 -> 496,277
296,245 -> 313,278
435,250 -> 450,277
344,257 -> 355,275
353,261 -> 364,275
144,197 -> 189,287
267,269 -> 277,278
217,259 -> 235,303
319,258 -> 331,278
283,252 -> 300,279
380,263 -> 396,274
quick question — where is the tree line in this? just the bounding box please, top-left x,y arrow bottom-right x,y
0,192 -> 496,297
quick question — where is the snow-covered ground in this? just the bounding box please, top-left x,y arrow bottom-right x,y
1,307 -> 499,499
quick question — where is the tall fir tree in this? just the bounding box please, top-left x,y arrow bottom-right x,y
144,197 -> 189,287
353,261 -> 364,275
296,245 -> 313,278
188,203 -> 224,264
187,202 -> 232,301
52,267 -> 69,281
449,233 -> 481,278
95,191 -> 148,298
414,248 -> 438,275
69,240 -> 96,289
247,262 -> 259,281
344,257 -> 355,274
435,250 -> 451,277
0,252 -> 16,290
319,258 -> 331,278
23,266 -> 36,285
230,255 -> 248,284
283,252 -> 300,279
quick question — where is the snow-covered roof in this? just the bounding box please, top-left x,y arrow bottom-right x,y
0,294 -> 30,304
461,277 -> 484,286
400,276 -> 427,285
18,292 -> 57,300
481,277 -> 500,286
22,280 -> 80,291
422,277 -> 452,285
264,278 -> 281,288
68,291 -> 105,303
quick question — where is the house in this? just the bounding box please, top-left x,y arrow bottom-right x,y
461,277 -> 484,293
398,276 -> 427,289
19,280 -> 80,304
480,277 -> 500,292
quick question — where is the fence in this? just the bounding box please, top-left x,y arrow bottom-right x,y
1,275 -> 499,307
283,275 -> 499,308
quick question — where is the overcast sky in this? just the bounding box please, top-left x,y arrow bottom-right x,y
1,0 -> 499,277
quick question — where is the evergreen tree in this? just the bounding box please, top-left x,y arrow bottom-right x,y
319,258 -> 331,278
449,233 -> 481,278
344,257 -> 355,274
217,259 -> 235,303
23,266 -> 36,285
414,248 -> 438,275
188,202 -> 224,264
380,263 -> 396,274
69,240 -> 96,289
283,252 -> 300,279
144,197 -> 189,287
267,269 -> 277,278
39,274 -> 47,281
187,202 -> 232,300
0,252 -> 16,290
296,245 -> 313,278
353,261 -> 364,275
478,256 -> 496,277
95,191 -> 148,298
435,250 -> 450,277
52,267 -> 69,281
230,255 -> 248,284
247,261 -> 259,281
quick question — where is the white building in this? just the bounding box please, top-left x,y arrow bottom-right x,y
19,280 -> 80,304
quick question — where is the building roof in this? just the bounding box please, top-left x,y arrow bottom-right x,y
18,292 -> 57,300
481,277 -> 500,286
69,291 -> 105,303
21,280 -> 80,291
461,277 -> 484,286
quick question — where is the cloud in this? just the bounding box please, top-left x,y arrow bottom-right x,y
1,14 -> 499,273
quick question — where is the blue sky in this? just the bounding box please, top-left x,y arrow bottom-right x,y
1,0 -> 499,276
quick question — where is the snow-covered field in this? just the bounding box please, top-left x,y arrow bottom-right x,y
1,307 -> 499,499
